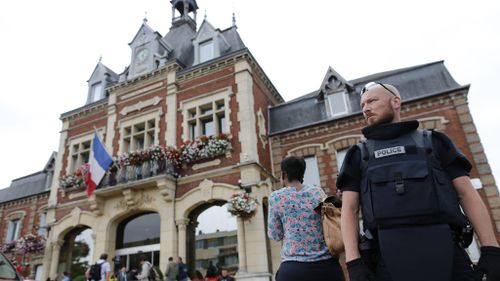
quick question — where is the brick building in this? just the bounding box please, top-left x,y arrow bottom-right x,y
0,153 -> 54,280
0,1 -> 498,281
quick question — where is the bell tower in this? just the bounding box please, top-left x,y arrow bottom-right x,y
170,0 -> 198,30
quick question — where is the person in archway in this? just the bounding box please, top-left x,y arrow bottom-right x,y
86,253 -> 111,281
176,257 -> 188,281
268,156 -> 344,281
205,261 -> 218,281
136,255 -> 152,281
164,257 -> 178,281
216,269 -> 234,281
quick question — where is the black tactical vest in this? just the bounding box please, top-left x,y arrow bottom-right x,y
358,129 -> 467,230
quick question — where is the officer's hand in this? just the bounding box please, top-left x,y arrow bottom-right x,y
346,258 -> 375,281
477,246 -> 500,281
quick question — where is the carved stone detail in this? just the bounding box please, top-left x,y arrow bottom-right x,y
119,96 -> 162,116
192,159 -> 221,171
199,179 -> 214,200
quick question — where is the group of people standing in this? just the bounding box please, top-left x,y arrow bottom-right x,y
268,82 -> 500,281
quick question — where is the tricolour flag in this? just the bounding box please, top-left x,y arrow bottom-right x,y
86,131 -> 113,197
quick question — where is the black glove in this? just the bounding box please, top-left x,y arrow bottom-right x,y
477,246 -> 500,281
347,258 -> 375,281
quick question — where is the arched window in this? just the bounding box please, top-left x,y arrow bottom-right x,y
116,213 -> 160,248
115,213 -> 161,269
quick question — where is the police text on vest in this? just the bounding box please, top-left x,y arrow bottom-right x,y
374,146 -> 406,158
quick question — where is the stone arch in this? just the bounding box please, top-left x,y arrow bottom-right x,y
175,179 -> 239,220
175,179 -> 240,277
55,224 -> 94,280
286,143 -> 324,156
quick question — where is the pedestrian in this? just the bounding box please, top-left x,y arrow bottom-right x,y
135,255 -> 152,281
268,156 -> 344,281
205,261 -> 218,281
164,257 -> 178,281
216,269 -> 234,281
61,272 -> 71,281
109,273 -> 117,281
338,82 -> 500,281
176,257 -> 188,281
117,267 -> 128,281
86,253 -> 112,281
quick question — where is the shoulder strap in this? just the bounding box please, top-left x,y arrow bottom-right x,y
409,129 -> 433,153
357,139 -> 374,174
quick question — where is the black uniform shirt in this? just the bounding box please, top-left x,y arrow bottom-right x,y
337,120 -> 472,192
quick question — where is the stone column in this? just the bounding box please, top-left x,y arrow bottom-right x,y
237,218 -> 247,272
176,219 -> 189,261
49,240 -> 63,278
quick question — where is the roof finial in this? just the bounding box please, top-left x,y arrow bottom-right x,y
99,55 -> 102,63
232,1 -> 237,28
204,9 -> 207,20
143,11 -> 148,23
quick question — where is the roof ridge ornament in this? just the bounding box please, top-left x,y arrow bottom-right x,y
143,12 -> 148,23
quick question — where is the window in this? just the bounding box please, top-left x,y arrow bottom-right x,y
336,149 -> 348,171
328,91 -> 348,116
6,219 -> 21,242
38,212 -> 47,237
303,156 -> 321,187
91,82 -> 103,102
70,140 -> 91,172
122,119 -> 156,152
116,213 -> 160,249
199,39 -> 214,63
186,99 -> 227,140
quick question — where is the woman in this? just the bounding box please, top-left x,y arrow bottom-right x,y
268,156 -> 344,281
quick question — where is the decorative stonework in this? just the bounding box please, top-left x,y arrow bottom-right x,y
198,179 -> 214,200
192,159 -> 221,171
121,82 -> 164,100
114,190 -> 155,210
257,108 -> 268,149
119,96 -> 162,116
417,116 -> 449,130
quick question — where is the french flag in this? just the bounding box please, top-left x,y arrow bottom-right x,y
86,131 -> 113,197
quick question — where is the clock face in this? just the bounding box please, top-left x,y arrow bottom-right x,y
135,48 -> 149,64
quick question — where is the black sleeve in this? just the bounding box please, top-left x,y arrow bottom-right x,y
432,130 -> 472,179
336,145 -> 362,192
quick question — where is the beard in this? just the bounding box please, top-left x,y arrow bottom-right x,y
366,103 -> 395,125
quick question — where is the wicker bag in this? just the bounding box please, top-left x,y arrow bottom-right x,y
315,195 -> 344,257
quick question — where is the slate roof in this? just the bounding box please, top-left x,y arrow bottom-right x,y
0,153 -> 54,203
269,61 -> 467,135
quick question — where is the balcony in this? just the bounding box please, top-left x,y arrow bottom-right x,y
100,159 -> 178,187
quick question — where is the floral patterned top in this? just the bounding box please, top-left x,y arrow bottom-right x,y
267,184 -> 332,262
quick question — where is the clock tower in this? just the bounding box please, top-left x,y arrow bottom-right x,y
128,18 -> 173,79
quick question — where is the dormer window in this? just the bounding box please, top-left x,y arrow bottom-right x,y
328,91 -> 348,117
199,39 -> 215,63
90,82 -> 103,102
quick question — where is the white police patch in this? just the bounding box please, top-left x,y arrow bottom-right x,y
374,146 -> 406,158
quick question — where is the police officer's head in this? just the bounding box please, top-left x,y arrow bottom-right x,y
280,156 -> 306,186
360,82 -> 401,126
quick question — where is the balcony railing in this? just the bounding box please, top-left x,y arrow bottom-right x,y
100,159 -> 178,188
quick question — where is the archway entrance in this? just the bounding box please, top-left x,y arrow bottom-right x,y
187,201 -> 238,279
58,226 -> 94,281
115,212 -> 160,273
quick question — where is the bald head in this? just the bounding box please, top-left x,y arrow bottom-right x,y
360,82 -> 400,98
360,82 -> 402,125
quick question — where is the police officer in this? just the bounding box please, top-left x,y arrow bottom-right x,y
338,82 -> 500,281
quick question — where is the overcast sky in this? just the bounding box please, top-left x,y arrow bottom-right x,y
0,0 -> 499,193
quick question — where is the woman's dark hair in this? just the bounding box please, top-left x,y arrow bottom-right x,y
280,156 -> 306,183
